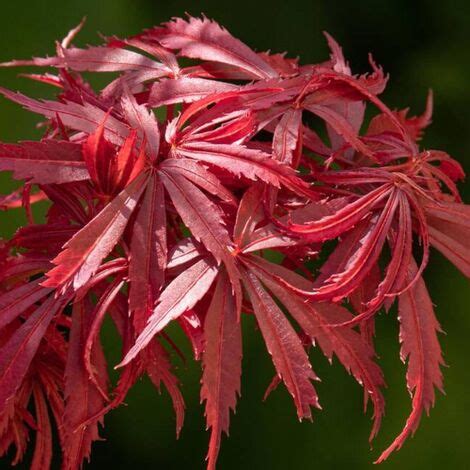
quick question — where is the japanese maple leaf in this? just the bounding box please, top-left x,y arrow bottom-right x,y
0,15 -> 468,470
120,186 -> 385,469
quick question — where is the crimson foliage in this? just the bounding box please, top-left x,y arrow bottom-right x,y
0,16 -> 468,469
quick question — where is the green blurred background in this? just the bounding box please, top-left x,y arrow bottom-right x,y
0,1 -> 468,469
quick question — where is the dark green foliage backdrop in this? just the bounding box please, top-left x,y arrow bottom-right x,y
0,1 -> 468,468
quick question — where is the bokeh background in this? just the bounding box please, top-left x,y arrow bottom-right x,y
0,1 -> 469,469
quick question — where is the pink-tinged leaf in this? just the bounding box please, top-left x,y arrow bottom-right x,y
60,16 -> 87,49
43,172 -> 147,291
350,263 -> 382,318
153,16 -> 276,79
149,77 -> 237,107
175,142 -> 303,189
376,259 -> 444,463
187,111 -> 257,146
273,108 -> 302,164
245,255 -> 385,439
0,87 -> 129,145
324,32 -> 351,75
63,300 -> 105,470
0,296 -> 66,410
326,99 -> 365,158
0,54 -> 60,68
313,168 -> 391,186
240,225 -> 296,254
183,62 -> 259,80
0,278 -> 52,330
242,269 -> 319,419
129,176 -> 167,331
120,258 -> 219,367
16,72 -> 63,88
365,194 -> 413,313
279,184 -> 392,241
159,168 -> 233,263
314,219 -> 370,287
321,34 -> 368,156
310,188 -> 399,302
233,185 -> 265,248
305,103 -> 374,158
0,140 -> 88,184
28,47 -> 166,72
115,37 -> 179,73
74,258 -> 127,302
102,69 -> 171,100
243,197 -> 349,253
176,79 -> 300,129
56,45 -> 167,72
161,159 -> 236,205
201,272 -> 242,470
121,87 -> 160,158
167,238 -> 204,270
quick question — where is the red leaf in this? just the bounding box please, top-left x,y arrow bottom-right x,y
167,237 -> 204,270
0,140 -> 88,184
121,87 -> 161,158
43,172 -> 147,291
159,167 -> 233,263
243,197 -> 349,253
149,77 -> 236,107
246,255 -> 385,439
306,103 -> 373,158
161,159 -> 236,205
120,257 -> 219,366
310,188 -> 399,302
201,272 -> 242,470
82,115 -> 116,192
63,300 -> 106,470
60,45 -> 167,72
280,184 -> 392,241
0,296 -> 66,410
175,141 -> 304,189
0,87 -> 129,145
376,259 -> 444,462
233,185 -> 265,248
242,269 -> 319,419
0,278 -> 52,331
153,16 -> 276,79
273,107 -> 302,164
129,176 -> 167,331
